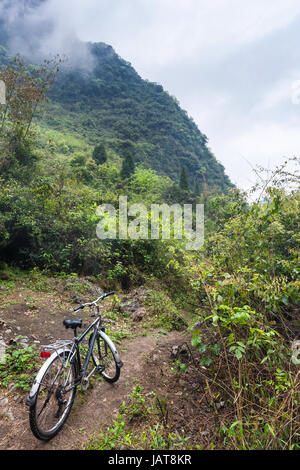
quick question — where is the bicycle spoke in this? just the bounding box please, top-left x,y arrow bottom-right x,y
30,352 -> 76,438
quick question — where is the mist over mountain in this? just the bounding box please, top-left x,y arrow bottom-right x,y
0,0 -> 91,65
0,0 -> 231,189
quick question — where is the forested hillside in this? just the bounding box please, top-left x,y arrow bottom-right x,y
47,41 -> 232,189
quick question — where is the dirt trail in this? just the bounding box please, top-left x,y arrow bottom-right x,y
0,329 -> 185,450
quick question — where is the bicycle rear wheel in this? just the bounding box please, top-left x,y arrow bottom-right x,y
90,332 -> 120,383
29,351 -> 77,441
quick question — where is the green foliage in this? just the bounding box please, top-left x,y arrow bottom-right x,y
179,173 -> 299,449
194,180 -> 201,196
121,151 -> 135,179
92,143 -> 107,165
179,165 -> 189,191
145,289 -> 187,331
0,342 -> 37,390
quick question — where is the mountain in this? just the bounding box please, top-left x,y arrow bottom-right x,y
44,42 -> 231,190
0,0 -> 231,191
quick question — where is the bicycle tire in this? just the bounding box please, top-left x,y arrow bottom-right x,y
90,332 -> 120,383
29,350 -> 78,441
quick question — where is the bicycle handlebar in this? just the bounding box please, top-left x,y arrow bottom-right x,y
73,291 -> 115,312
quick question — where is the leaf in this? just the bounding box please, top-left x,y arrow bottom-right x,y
197,343 -> 207,353
200,357 -> 212,367
210,343 -> 221,356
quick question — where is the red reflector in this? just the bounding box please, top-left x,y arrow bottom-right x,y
40,351 -> 51,358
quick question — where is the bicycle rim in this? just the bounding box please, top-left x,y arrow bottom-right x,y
29,352 -> 76,440
91,334 -> 120,383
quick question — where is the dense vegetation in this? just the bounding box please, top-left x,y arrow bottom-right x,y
0,49 -> 299,450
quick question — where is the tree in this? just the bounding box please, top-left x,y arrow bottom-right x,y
0,54 -> 61,168
121,151 -> 135,179
92,143 -> 107,165
194,180 -> 201,196
179,165 -> 189,191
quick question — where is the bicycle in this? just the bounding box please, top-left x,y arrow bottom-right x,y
26,291 -> 123,441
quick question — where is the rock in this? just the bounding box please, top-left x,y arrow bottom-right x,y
216,401 -> 225,410
178,346 -> 190,362
152,354 -> 159,363
89,286 -> 104,297
20,336 -> 29,342
131,307 -> 146,321
63,277 -> 103,301
6,407 -> 14,421
0,398 -> 8,407
138,286 -> 150,296
19,336 -> 29,348
73,295 -> 85,304
5,329 -> 12,335
120,298 -> 143,313
192,321 -> 202,330
171,345 -> 179,358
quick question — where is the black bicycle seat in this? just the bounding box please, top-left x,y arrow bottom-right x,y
63,319 -> 82,330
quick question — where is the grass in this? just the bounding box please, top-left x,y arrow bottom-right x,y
85,384 -> 191,450
0,342 -> 39,391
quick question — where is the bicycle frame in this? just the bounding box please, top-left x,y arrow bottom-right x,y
68,314 -> 102,388
61,312 -> 123,391
27,314 -> 122,406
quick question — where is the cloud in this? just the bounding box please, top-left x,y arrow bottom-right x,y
1,0 -> 93,67
70,0 -> 300,70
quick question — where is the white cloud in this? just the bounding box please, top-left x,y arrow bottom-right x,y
72,0 -> 300,69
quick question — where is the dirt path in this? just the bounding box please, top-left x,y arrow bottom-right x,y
0,329 -> 185,450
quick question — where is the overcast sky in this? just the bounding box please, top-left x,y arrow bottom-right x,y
4,0 -> 300,190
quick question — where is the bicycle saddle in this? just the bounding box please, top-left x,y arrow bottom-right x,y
63,318 -> 82,330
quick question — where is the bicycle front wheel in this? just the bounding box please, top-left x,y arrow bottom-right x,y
29,351 -> 77,441
90,332 -> 120,383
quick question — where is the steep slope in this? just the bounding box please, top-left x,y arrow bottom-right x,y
46,41 -> 231,190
